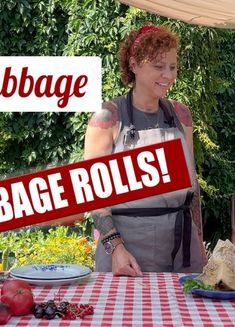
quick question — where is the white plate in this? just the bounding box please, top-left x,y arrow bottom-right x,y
10,264 -> 91,280
10,273 -> 91,286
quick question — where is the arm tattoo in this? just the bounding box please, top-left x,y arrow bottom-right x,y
88,101 -> 119,129
91,208 -> 115,236
191,179 -> 203,239
172,101 -> 193,127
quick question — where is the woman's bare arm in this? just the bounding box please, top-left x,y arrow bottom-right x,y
84,101 -> 119,238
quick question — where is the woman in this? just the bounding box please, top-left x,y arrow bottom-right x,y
84,24 -> 207,276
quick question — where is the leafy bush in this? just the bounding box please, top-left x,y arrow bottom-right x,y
0,226 -> 96,271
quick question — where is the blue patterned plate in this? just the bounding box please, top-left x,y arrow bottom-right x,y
10,264 -> 91,280
10,274 -> 91,286
179,274 -> 235,300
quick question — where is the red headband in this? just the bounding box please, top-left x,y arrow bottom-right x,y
130,25 -> 163,56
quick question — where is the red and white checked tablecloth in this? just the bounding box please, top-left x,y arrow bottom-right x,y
3,272 -> 235,327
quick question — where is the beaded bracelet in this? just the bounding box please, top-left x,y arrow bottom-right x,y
101,232 -> 121,245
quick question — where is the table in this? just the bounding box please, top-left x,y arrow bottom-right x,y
4,273 -> 235,326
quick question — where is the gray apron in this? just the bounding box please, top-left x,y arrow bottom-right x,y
95,91 -> 205,273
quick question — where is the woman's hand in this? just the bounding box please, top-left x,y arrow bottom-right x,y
112,244 -> 143,277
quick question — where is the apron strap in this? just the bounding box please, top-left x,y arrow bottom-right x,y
159,98 -> 185,135
112,206 -> 188,217
171,191 -> 193,268
126,89 -> 136,138
159,98 -> 176,128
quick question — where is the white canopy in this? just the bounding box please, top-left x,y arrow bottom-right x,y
119,0 -> 235,29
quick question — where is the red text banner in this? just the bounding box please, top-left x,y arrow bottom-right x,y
0,138 -> 191,232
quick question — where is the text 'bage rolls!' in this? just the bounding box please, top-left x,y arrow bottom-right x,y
0,139 -> 191,232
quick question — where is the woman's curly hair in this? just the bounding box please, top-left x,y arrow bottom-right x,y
118,25 -> 180,86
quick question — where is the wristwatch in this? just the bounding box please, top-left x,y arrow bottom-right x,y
103,237 -> 124,255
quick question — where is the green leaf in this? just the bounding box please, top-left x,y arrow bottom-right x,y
183,279 -> 214,294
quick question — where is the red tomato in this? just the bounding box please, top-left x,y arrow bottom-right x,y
1,288 -> 34,316
1,280 -> 31,295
